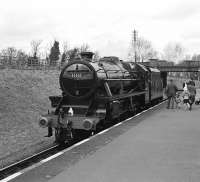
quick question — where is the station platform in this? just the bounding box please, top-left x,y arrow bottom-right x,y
5,103 -> 200,182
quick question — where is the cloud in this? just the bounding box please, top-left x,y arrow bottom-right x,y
89,32 -> 129,58
152,2 -> 200,21
0,12 -> 56,39
1,0 -> 200,56
182,32 -> 200,41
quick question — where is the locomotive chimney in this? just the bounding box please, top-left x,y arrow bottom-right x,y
80,51 -> 94,61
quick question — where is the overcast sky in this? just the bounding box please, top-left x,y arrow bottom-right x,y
0,0 -> 200,59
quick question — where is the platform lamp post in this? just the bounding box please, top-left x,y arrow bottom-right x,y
133,29 -> 138,63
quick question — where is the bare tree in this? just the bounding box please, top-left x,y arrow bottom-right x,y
41,41 -> 53,65
137,38 -> 158,61
1,47 -> 17,65
16,50 -> 27,67
130,37 -> 157,62
30,40 -> 42,58
44,42 -> 52,58
66,48 -> 80,61
93,51 -> 100,61
61,41 -> 69,64
163,42 -> 185,63
0,47 -> 28,67
62,41 -> 69,54
80,43 -> 90,52
184,54 -> 191,60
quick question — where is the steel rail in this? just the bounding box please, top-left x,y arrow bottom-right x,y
0,144 -> 59,173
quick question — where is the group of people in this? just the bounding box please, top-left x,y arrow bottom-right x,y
165,78 -> 196,110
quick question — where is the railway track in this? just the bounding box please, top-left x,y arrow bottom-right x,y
0,100 -> 166,181
0,145 -> 59,180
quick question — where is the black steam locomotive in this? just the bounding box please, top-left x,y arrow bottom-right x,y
39,52 -> 163,144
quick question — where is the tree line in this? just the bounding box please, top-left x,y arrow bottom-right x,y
0,40 -> 99,68
0,36 -> 199,68
128,36 -> 192,63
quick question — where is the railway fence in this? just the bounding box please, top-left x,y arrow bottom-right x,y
0,57 -> 64,70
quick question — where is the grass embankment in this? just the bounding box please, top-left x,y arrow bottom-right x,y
0,69 -> 60,161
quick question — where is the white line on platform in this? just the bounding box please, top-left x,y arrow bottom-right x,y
0,172 -> 22,182
21,163 -> 42,173
97,128 -> 109,135
114,122 -> 122,127
2,101 -> 165,182
74,138 -> 90,146
41,152 -> 64,163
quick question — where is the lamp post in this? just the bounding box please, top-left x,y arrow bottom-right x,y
133,29 -> 137,63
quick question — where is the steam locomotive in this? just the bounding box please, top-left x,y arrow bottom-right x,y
39,52 -> 164,144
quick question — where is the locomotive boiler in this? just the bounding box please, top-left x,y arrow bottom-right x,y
39,52 -> 163,144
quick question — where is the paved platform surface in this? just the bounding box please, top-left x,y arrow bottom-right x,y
7,103 -> 200,182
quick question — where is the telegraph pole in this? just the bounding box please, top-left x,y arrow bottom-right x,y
133,29 -> 137,63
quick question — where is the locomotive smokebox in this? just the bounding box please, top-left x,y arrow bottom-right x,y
59,60 -> 97,99
80,52 -> 94,61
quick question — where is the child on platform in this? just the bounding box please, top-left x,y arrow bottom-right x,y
182,84 -> 190,110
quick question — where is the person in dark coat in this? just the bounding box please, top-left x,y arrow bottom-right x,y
183,81 -> 186,89
187,83 -> 196,110
189,78 -> 195,87
165,79 -> 178,109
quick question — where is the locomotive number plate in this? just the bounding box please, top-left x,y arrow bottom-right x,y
71,73 -> 82,78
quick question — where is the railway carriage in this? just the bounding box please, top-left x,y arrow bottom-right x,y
39,52 -> 163,144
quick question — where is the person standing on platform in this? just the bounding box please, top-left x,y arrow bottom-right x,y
187,82 -> 196,110
165,79 -> 178,109
183,81 -> 186,89
189,78 -> 195,87
182,84 -> 190,110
